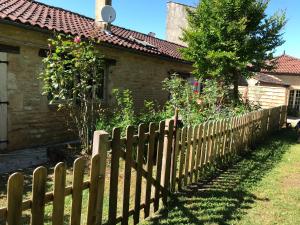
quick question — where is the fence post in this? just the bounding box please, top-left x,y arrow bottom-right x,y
161,119 -> 174,204
134,124 -> 146,225
154,121 -> 166,212
145,123 -> 157,217
92,130 -> 109,225
170,109 -> 179,192
7,173 -> 24,225
283,105 -> 287,127
70,158 -> 85,225
52,163 -> 66,225
122,126 -> 134,224
31,167 -> 47,225
280,105 -> 287,128
171,128 -> 181,192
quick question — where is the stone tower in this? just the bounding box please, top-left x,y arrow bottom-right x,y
166,1 -> 195,46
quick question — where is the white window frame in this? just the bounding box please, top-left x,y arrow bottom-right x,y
288,89 -> 300,111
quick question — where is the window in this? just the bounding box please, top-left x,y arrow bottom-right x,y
295,90 -> 300,109
47,64 -> 109,105
168,71 -> 203,94
288,89 -> 300,110
186,76 -> 203,94
40,47 -> 115,106
288,90 -> 295,106
94,64 -> 108,101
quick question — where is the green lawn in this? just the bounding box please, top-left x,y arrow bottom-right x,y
142,129 -> 300,225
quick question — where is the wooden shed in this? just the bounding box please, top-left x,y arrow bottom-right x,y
240,54 -> 300,114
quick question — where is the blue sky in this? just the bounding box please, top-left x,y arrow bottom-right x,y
37,0 -> 300,57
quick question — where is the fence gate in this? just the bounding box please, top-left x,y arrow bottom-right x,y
0,52 -> 8,151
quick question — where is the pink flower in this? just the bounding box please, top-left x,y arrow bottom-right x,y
74,36 -> 81,43
196,99 -> 203,105
194,81 -> 199,86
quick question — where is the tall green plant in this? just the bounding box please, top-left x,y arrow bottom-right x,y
162,75 -> 249,125
97,89 -> 136,135
162,74 -> 202,126
113,89 -> 136,129
182,0 -> 286,103
40,34 -> 104,152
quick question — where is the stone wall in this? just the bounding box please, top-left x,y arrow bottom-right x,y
102,46 -> 192,110
166,1 -> 195,46
0,23 -> 192,151
0,24 -> 76,150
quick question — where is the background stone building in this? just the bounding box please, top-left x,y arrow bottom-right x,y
166,1 -> 195,46
0,0 -> 192,151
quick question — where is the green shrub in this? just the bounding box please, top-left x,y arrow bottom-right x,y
137,100 -> 168,125
162,74 -> 202,126
96,89 -> 136,135
162,74 -> 252,125
96,76 -> 253,136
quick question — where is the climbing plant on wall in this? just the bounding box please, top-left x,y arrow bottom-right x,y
40,34 -> 105,153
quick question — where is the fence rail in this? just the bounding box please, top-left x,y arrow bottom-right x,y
0,106 -> 287,225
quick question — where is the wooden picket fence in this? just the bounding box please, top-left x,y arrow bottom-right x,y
0,106 -> 287,225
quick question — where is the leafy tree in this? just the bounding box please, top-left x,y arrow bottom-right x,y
182,0 -> 286,102
40,34 -> 104,153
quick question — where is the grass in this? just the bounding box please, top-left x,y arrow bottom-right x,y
141,128 -> 300,225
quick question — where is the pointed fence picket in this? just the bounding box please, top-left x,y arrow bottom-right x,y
0,106 -> 287,225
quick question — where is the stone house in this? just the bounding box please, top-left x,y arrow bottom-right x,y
0,0 -> 193,151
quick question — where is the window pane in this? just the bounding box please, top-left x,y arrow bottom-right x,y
289,90 -> 295,107
186,76 -> 201,93
295,90 -> 300,109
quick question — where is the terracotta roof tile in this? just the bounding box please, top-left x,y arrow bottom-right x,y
0,0 -> 185,62
262,54 -> 300,75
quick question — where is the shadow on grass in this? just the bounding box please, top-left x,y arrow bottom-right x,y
143,128 -> 298,225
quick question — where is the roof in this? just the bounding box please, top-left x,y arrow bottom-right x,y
254,72 -> 290,86
262,54 -> 300,75
167,1 -> 196,9
0,0 -> 186,62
